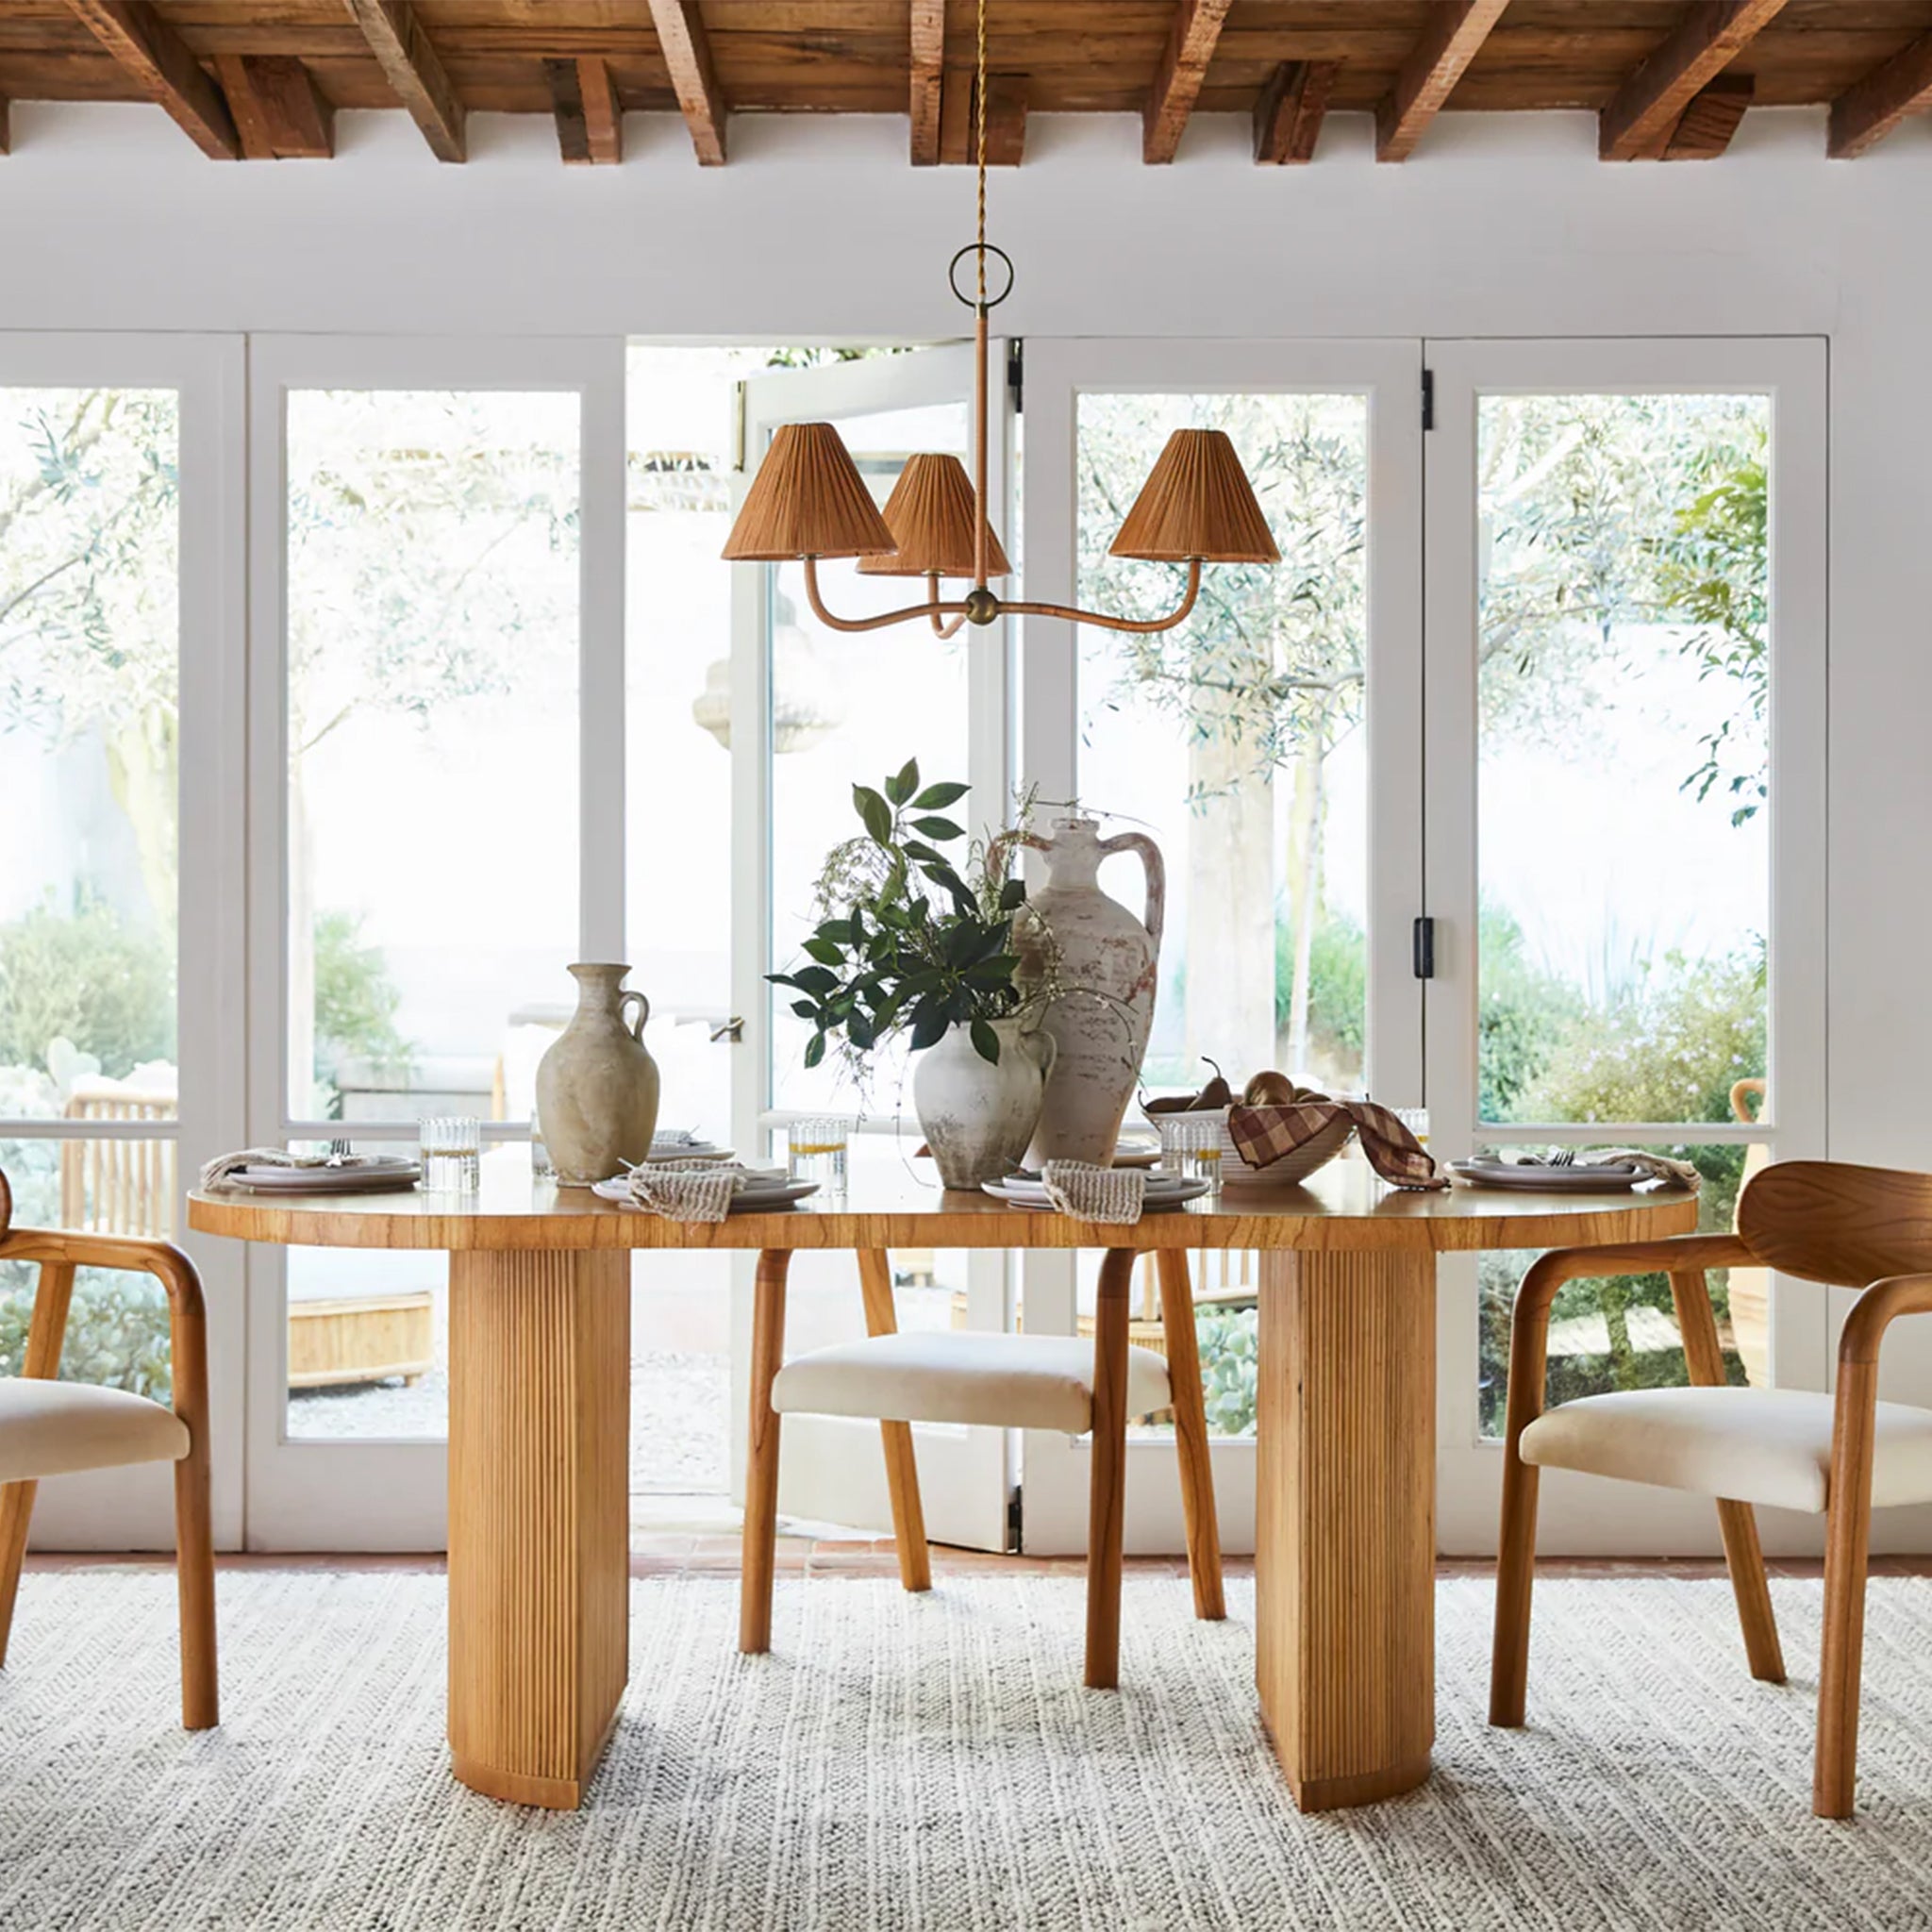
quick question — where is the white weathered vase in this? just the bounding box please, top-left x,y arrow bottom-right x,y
911,1019 -> 1057,1191
534,963 -> 661,1186
1003,816 -> 1164,1168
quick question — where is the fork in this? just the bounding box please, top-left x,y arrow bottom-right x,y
326,1138 -> 352,1167
1549,1148 -> 1576,1167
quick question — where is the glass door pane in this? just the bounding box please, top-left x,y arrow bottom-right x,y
1425,339 -> 1827,1555
1016,340 -> 1424,1554
0,385 -> 181,1399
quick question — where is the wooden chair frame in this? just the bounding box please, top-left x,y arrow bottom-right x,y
741,1245 -> 1225,1688
0,1225 -> 218,1730
1491,1198 -> 1932,1817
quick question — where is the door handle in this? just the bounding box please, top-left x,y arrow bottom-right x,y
710,1016 -> 745,1043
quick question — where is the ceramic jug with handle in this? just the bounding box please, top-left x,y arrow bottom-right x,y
996,816 -> 1164,1167
535,963 -> 661,1186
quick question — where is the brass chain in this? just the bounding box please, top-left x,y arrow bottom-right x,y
975,0 -> 988,304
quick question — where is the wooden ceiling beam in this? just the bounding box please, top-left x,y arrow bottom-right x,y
939,71 -> 1024,168
646,0 -> 727,167
909,0 -> 944,168
1143,0 -> 1235,166
547,55 -> 621,165
1828,30 -> 1932,159
63,1 -> 240,159
1662,71 -> 1752,160
1254,60 -> 1336,166
341,0 -> 465,163
215,55 -> 334,160
1375,0 -> 1509,163
1599,0 -> 1787,162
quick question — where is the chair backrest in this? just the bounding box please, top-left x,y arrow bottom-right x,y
1738,1160 -> 1932,1288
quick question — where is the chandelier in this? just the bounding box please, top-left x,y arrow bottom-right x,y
721,0 -> 1280,637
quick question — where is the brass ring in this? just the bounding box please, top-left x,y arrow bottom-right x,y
947,243 -> 1015,311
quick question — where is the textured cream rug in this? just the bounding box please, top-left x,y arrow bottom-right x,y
3,1570 -> 1931,1930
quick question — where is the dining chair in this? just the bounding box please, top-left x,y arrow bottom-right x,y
741,1246 -> 1225,1689
1490,1159 -> 1932,1816
0,1169 -> 218,1730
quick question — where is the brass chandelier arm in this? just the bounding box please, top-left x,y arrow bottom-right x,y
801,556 -> 972,634
928,573 -> 971,640
1005,558 -> 1203,634
802,558 -> 1203,638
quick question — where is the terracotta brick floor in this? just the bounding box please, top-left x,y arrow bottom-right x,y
25,1544 -> 1932,1582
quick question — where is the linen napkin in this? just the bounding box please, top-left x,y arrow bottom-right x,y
199,1146 -> 336,1191
621,1161 -> 777,1223
1226,1100 -> 1447,1191
1511,1149 -> 1701,1194
1040,1161 -> 1147,1224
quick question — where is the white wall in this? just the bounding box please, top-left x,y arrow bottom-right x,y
6,98 -> 1930,1541
5,108 -> 1907,1123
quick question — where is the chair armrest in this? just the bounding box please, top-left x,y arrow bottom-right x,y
1503,1232 -> 1756,1442
0,1227 -> 208,1439
1838,1272 -> 1932,1369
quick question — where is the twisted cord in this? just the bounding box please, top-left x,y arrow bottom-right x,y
975,0 -> 987,303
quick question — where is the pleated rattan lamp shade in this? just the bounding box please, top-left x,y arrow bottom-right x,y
722,422 -> 897,561
1108,428 -> 1281,564
857,453 -> 1011,579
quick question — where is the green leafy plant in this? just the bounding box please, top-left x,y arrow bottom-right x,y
0,1276 -> 174,1405
0,890 -> 175,1080
769,760 -> 1030,1074
312,908 -> 411,1111
1194,1307 -> 1258,1438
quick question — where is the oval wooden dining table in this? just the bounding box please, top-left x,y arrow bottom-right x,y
189,1158 -> 1694,1813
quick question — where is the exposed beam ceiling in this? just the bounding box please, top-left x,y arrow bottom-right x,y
909,0 -> 945,168
1374,0 -> 1510,164
547,56 -> 621,166
1254,60 -> 1336,167
1143,0 -> 1234,166
1829,31 -> 1932,159
215,55 -> 334,160
341,0 -> 465,162
940,72 -> 1024,168
63,1 -> 240,159
1663,72 -> 1753,160
646,0 -> 727,167
1599,0 -> 1789,162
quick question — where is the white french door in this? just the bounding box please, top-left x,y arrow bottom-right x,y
243,336 -> 625,1549
727,344 -> 1017,1550
1424,338 -> 1827,1554
0,333 -> 247,1550
1014,339 -> 1426,1554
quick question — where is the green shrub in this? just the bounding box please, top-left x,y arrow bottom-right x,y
1194,1306 -> 1258,1437
1479,903 -> 1584,1121
0,1273 -> 174,1404
313,908 -> 409,1098
0,891 -> 174,1079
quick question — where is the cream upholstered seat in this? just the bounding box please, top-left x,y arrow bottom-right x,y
1520,1386 -> 1932,1517
0,1378 -> 192,1484
772,1330 -> 1173,1435
741,1247 -> 1226,1691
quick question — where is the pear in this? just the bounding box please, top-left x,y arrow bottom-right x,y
1192,1057 -> 1234,1110
1243,1071 -> 1298,1108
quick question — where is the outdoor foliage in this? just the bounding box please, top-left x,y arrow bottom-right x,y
0,891 -> 174,1081
770,761 -> 1030,1074
312,908 -> 411,1103
1194,1307 -> 1259,1438
0,1274 -> 173,1405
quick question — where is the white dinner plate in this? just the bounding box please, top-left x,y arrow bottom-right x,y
1448,1159 -> 1644,1192
591,1174 -> 818,1211
980,1177 -> 1211,1211
631,1144 -> 736,1167
228,1160 -> 420,1194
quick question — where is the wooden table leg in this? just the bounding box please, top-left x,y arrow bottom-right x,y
1256,1247 -> 1435,1812
447,1247 -> 630,1809
741,1250 -> 791,1653
1085,1248 -> 1135,1690
857,1249 -> 931,1593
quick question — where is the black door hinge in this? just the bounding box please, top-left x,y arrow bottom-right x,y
1421,367 -> 1435,432
1007,1485 -> 1023,1553
1007,339 -> 1024,413
1413,916 -> 1436,980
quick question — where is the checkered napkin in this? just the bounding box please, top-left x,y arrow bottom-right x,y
622,1161 -> 756,1224
1041,1161 -> 1147,1224
1227,1101 -> 1447,1191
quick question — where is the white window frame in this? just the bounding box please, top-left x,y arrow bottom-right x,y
242,335 -> 625,1550
0,332 -> 248,1551
1422,337 -> 1828,1554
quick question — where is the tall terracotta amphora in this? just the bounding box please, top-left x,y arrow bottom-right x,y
535,963 -> 661,1186
999,816 -> 1164,1167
